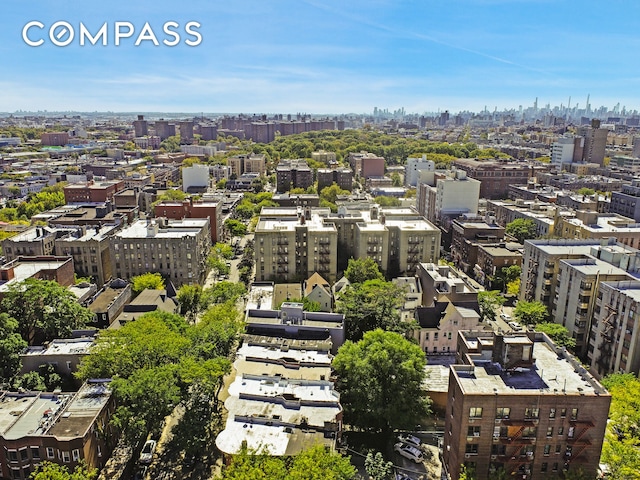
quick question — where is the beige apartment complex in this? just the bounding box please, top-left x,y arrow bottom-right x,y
254,206 -> 440,283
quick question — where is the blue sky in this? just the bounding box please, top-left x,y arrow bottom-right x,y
1,0 -> 639,114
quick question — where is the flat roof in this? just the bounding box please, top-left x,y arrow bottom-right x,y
115,219 -> 207,239
453,336 -> 608,397
0,259 -> 71,293
0,393 -> 61,440
22,338 -> 94,357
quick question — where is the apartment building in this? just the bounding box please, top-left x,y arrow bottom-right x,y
0,256 -> 75,298
588,280 -> 640,378
317,168 -> 353,192
2,226 -> 58,260
255,207 -> 338,283
610,179 -> 640,221
444,331 -> 610,480
109,218 -> 210,286
0,380 -> 115,480
418,169 -> 481,225
63,181 -> 125,204
154,199 -> 223,243
405,155 -> 435,187
254,206 -> 440,283
276,159 -> 313,193
450,216 -> 505,274
487,199 -> 555,238
54,225 -> 118,287
453,158 -> 532,200
227,154 -> 267,177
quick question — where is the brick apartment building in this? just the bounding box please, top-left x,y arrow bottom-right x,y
453,159 -> 532,200
63,181 -> 125,204
444,331 -> 610,480
154,198 -> 223,243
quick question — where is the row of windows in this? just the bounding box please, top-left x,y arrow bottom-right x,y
466,425 -> 579,438
469,407 -> 579,420
6,447 -> 80,463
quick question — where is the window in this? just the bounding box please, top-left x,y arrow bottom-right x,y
19,448 -> 28,461
555,445 -> 561,454
525,407 -> 540,419
469,407 -> 483,418
560,408 -> 567,418
46,448 -> 54,459
467,426 -> 481,437
434,332 -> 439,341
465,444 -> 479,455
549,408 -> 556,419
30,447 -> 40,460
7,450 -> 18,462
546,427 -> 553,437
10,468 -> 20,479
541,462 -> 548,473
543,444 -> 551,456
72,449 -> 80,462
62,451 -> 70,463
552,462 -> 559,472
570,408 -> 578,420
496,407 -> 510,419
558,426 -> 564,436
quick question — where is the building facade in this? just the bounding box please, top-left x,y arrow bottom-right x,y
109,218 -> 210,286
444,331 -> 610,480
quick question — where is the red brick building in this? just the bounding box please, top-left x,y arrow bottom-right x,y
153,199 -> 222,243
41,132 -> 69,146
63,180 -> 125,204
453,159 -> 532,200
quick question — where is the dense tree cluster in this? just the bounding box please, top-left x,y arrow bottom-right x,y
221,445 -> 356,480
76,306 -> 243,443
505,218 -> 538,243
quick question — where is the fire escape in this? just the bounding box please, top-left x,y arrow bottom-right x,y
276,236 -> 289,276
540,261 -> 554,304
366,237 -> 381,268
565,419 -> 596,466
406,236 -> 421,272
494,419 -> 537,479
525,260 -> 538,301
596,304 -> 617,375
318,238 -> 331,275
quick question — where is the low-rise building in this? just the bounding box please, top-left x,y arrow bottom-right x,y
0,380 -> 115,479
20,337 -> 95,379
0,256 -> 75,298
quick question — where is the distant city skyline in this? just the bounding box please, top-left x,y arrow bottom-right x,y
2,0 -> 640,114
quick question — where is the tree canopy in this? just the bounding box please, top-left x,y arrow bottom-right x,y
30,461 -> 97,480
221,445 -> 356,480
336,279 -> 413,341
333,329 -> 430,434
535,323 -> 576,349
1,279 -> 94,345
600,374 -> 640,479
0,313 -> 27,385
343,257 -> 384,284
505,218 -> 537,243
513,300 -> 548,325
477,290 -> 505,323
131,272 -> 165,295
225,218 -> 248,236
76,308 -> 241,442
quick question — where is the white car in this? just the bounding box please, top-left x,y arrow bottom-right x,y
500,313 -> 512,321
508,321 -> 523,331
397,434 -> 422,449
139,439 -> 156,464
394,442 -> 424,463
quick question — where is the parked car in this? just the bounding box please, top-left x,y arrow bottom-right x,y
397,433 -> 422,449
508,321 -> 523,331
139,439 -> 156,464
394,442 -> 424,463
500,313 -> 512,321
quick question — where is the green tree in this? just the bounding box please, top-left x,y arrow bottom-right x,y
344,257 -> 384,284
204,281 -> 246,304
535,323 -> 576,349
182,157 -> 201,167
600,374 -> 640,479
507,278 -> 521,296
276,297 -> 322,312
513,300 -> 548,326
0,313 -> 27,384
364,451 -> 394,480
336,279 -> 413,341
1,279 -> 94,345
333,329 -> 430,435
225,218 -> 248,236
390,172 -> 402,187
177,284 -> 204,322
505,218 -> 537,243
213,242 -> 234,259
131,272 -> 165,295
30,461 -> 97,480
477,290 -> 505,323
154,188 -> 187,204
576,187 -> 595,196
221,445 -> 355,480
374,196 -> 401,207
320,183 -> 350,204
